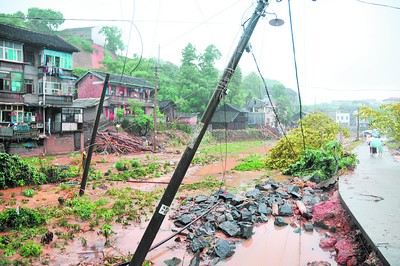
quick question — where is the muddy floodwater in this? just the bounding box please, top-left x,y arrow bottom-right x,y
0,143 -> 343,265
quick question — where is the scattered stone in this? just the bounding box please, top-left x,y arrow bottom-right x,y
278,203 -> 294,216
245,189 -> 261,199
274,217 -> 288,227
304,223 -> 314,232
307,261 -> 331,266
179,214 -> 193,225
218,221 -> 240,237
240,209 -> 253,222
190,236 -> 210,252
189,251 -> 201,266
195,195 -> 209,203
293,228 -> 302,233
302,212 -> 313,220
214,239 -> 236,259
164,257 -> 181,266
258,202 -> 271,215
255,183 -> 272,191
319,237 -> 337,248
276,190 -> 289,198
314,220 -> 329,230
238,222 -> 253,239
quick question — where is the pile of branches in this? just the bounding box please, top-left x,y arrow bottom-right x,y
95,130 -> 153,154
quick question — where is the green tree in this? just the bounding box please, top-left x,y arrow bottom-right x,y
226,67 -> 245,106
176,43 -> 202,113
125,100 -> 153,136
99,26 -> 125,54
358,102 -> 400,142
270,84 -> 296,127
0,11 -> 26,28
26,8 -> 64,32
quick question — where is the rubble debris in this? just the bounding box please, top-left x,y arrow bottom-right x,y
168,176 -> 366,264
95,130 -> 153,154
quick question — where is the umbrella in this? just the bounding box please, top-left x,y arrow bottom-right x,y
370,138 -> 382,148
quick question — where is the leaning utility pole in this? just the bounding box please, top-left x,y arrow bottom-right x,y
79,73 -> 110,196
128,1 -> 270,265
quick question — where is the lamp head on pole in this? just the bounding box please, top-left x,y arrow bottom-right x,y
269,18 -> 284,26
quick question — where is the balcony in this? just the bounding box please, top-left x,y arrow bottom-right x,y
0,91 -> 25,103
39,95 -> 73,106
108,95 -> 154,106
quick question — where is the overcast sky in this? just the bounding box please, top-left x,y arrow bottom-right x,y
3,0 -> 400,104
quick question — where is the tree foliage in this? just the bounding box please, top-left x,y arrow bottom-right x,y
265,111 -> 349,170
99,26 -> 125,54
282,140 -> 358,181
358,103 -> 400,142
26,8 -> 64,32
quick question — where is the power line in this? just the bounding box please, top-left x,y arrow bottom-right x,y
357,0 -> 400,9
288,0 -> 306,150
250,50 -> 296,155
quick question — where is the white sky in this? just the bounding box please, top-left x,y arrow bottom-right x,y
2,0 -> 400,104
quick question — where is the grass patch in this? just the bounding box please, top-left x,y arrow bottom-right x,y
233,154 -> 266,171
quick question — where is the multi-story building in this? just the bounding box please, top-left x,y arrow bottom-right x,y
75,70 -> 155,122
245,97 -> 276,128
0,23 -> 83,155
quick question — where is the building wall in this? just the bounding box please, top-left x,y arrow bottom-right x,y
45,133 -> 75,155
77,75 -> 104,98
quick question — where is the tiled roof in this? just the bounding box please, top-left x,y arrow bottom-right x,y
211,111 -> 239,123
0,23 -> 80,53
73,98 -> 103,108
86,71 -> 154,89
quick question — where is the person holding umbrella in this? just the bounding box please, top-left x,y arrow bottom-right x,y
370,135 -> 383,157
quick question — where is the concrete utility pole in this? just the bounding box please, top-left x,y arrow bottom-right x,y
79,73 -> 110,196
128,1 -> 270,265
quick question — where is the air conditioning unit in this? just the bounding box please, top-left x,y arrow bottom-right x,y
39,101 -> 43,106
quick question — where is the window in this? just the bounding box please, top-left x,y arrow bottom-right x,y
43,49 -> 73,69
62,108 -> 82,123
0,40 -> 23,62
24,51 -> 34,66
11,72 -> 23,92
25,79 -> 34,93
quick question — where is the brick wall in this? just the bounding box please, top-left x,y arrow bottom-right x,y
77,75 -> 104,98
45,133 -> 75,155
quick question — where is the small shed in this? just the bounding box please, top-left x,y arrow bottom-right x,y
158,100 -> 177,123
211,103 -> 248,130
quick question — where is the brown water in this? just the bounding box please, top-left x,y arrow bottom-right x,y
144,218 -> 337,266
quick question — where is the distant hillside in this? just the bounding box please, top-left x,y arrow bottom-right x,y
72,43 -> 118,69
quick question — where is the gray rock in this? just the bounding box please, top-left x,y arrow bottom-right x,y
258,202 -> 271,215
164,257 -> 181,266
309,196 -> 321,206
195,195 -> 209,203
189,251 -> 201,266
276,190 -> 289,198
218,221 -> 241,237
246,189 -> 261,199
190,236 -> 210,252
239,222 -> 254,239
304,223 -> 314,232
257,213 -> 269,222
214,239 -> 236,259
274,217 -> 288,227
240,210 -> 253,222
278,203 -> 293,216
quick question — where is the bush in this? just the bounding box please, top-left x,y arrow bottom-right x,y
265,111 -> 349,170
282,140 -> 358,181
0,208 -> 46,231
20,241 -> 42,257
0,153 -> 45,190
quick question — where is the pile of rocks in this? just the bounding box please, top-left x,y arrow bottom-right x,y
167,176 -> 334,265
